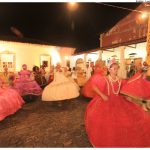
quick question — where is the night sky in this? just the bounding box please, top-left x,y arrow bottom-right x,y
0,3 -> 140,51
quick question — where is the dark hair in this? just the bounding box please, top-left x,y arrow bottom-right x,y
33,66 -> 39,72
141,66 -> 148,73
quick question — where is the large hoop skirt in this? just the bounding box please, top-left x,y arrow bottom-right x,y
0,88 -> 24,121
42,72 -> 80,101
13,79 -> 42,96
13,70 -> 42,96
85,76 -> 150,147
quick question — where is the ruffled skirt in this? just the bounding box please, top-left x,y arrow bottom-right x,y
0,88 -> 24,121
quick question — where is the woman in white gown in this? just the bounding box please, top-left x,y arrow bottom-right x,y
42,63 -> 80,101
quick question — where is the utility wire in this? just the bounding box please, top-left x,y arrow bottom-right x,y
98,3 -> 146,14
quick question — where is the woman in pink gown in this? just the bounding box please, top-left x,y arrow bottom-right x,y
13,64 -> 42,96
85,62 -> 150,147
0,78 -> 24,121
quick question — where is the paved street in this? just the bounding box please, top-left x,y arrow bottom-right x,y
0,95 -> 92,147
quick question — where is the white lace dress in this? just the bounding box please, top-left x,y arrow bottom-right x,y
42,71 -> 80,101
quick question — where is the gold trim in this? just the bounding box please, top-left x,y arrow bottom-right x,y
127,73 -> 142,84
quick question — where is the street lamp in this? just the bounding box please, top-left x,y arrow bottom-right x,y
70,2 -> 76,6
67,2 -> 78,11
67,2 -> 78,31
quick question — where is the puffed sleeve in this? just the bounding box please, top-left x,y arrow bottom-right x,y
82,74 -> 107,98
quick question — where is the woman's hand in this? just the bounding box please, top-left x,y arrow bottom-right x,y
125,96 -> 133,102
101,94 -> 109,101
93,85 -> 108,102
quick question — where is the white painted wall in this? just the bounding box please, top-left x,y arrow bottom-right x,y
86,53 -> 99,62
124,42 -> 147,60
71,42 -> 147,67
0,40 -> 75,72
101,42 -> 147,62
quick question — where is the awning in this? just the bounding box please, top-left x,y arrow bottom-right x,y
100,3 -> 149,49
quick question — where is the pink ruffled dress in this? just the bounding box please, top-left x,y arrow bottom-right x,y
13,70 -> 42,96
0,78 -> 24,121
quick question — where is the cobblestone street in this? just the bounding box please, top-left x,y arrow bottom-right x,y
0,96 -> 92,147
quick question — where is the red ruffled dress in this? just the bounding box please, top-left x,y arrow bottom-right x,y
82,68 -> 104,98
121,71 -> 150,100
85,75 -> 150,147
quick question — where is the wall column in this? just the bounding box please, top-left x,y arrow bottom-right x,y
146,15 -> 150,65
84,53 -> 87,65
118,46 -> 127,79
98,50 -> 103,60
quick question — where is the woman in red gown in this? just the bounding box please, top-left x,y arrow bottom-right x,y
85,62 -> 150,147
121,64 -> 150,111
82,62 -> 107,98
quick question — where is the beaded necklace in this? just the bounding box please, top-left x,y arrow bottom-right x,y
108,75 -> 122,95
